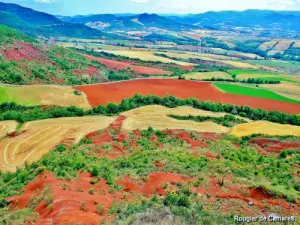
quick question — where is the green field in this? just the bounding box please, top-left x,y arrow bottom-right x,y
228,69 -> 298,83
227,69 -> 281,76
0,86 -> 40,106
214,83 -> 300,104
247,60 -> 300,71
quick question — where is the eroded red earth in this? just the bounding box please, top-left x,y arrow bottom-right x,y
0,42 -> 47,61
250,138 -> 300,155
6,118 -> 299,224
82,54 -> 172,75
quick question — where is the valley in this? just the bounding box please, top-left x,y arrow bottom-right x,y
0,2 -> 299,225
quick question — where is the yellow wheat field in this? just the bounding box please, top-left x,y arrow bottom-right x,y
261,82 -> 300,101
0,85 -> 91,109
259,41 -> 278,51
0,121 -> 18,139
121,105 -> 236,133
230,121 -> 300,137
184,71 -> 232,80
0,116 -> 115,172
273,40 -> 295,51
157,51 -> 259,69
99,50 -> 193,66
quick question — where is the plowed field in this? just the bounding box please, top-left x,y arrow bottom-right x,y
0,121 -> 18,139
74,79 -> 300,114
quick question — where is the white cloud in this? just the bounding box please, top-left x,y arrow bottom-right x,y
130,0 -> 150,3
153,0 -> 300,13
34,0 -> 56,3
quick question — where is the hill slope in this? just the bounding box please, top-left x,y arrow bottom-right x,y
0,2 -> 111,38
169,10 -> 300,32
63,13 -> 193,31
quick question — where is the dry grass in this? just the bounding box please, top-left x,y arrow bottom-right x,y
121,105 -> 234,133
259,41 -> 278,51
158,51 -> 259,69
293,41 -> 300,48
99,50 -> 193,66
184,71 -> 232,80
0,116 -> 116,172
0,121 -> 18,139
0,85 -> 91,109
261,82 -> 300,101
273,40 -> 294,51
230,121 -> 300,137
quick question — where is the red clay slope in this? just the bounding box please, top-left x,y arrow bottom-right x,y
74,79 -> 300,114
82,54 -> 172,75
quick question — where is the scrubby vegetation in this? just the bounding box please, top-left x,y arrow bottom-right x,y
0,94 -> 299,125
168,114 -> 247,127
0,126 -> 298,223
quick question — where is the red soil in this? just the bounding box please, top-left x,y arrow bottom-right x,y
82,54 -> 172,75
181,65 -> 194,71
163,129 -> 215,148
73,66 -> 99,77
74,79 -> 300,114
7,171 -> 122,225
250,138 -> 300,154
1,42 -> 47,61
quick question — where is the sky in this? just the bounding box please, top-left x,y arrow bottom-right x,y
2,0 -> 300,15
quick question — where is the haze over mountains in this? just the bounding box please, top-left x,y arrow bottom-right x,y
0,1 -> 300,38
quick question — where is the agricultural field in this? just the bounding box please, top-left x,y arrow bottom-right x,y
184,71 -> 232,80
0,116 -> 115,172
261,83 -> 300,101
0,5 -> 300,225
247,60 -> 300,73
214,83 -> 300,104
0,85 -> 91,108
228,69 -> 299,83
121,105 -> 231,133
155,51 -> 259,69
0,121 -> 18,138
0,112 -> 299,224
99,49 -> 194,66
231,121 -> 300,137
75,79 -> 300,113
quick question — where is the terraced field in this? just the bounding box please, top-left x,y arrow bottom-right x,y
230,121 -> 300,137
0,121 -> 18,139
0,116 -> 115,172
0,85 -> 91,108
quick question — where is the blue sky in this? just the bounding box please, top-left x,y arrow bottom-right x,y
2,0 -> 300,15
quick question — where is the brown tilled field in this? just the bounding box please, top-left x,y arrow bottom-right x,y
0,116 -> 115,172
74,79 -> 300,114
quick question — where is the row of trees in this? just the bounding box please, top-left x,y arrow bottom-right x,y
201,77 -> 281,84
0,94 -> 299,125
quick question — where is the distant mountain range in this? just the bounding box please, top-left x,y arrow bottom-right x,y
61,10 -> 300,33
168,10 -> 300,32
0,1 -> 300,39
0,2 -> 117,39
60,13 -> 194,31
